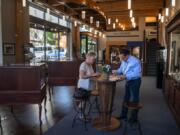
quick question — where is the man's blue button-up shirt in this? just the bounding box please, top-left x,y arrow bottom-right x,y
117,55 -> 142,81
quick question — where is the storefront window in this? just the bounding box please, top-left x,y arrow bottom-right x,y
46,32 -> 59,60
30,28 -> 45,62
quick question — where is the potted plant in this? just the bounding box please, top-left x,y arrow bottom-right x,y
102,65 -> 112,80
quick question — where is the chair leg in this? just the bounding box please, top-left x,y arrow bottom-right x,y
48,86 -> 52,101
83,100 -> 88,131
39,104 -> 42,127
44,93 -> 47,113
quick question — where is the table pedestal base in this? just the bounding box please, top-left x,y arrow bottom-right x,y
92,117 -> 120,131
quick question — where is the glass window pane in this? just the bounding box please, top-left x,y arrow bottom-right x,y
46,32 -> 59,60
59,32 -> 68,60
30,28 -> 45,62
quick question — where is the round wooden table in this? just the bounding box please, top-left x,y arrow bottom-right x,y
91,76 -> 120,131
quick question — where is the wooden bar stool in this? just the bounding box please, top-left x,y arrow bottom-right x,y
123,102 -> 143,135
72,88 -> 91,131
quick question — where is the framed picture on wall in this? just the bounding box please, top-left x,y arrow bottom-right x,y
3,43 -> 15,55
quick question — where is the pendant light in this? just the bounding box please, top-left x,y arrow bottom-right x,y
113,23 -> 116,29
130,10 -> 133,18
172,0 -> 176,7
108,18 -> 111,25
165,8 -> 169,16
74,21 -> 77,27
46,8 -> 50,14
161,16 -> 164,23
116,18 -> 119,23
128,0 -> 131,10
82,11 -> 86,19
22,0 -> 26,7
158,13 -> 162,20
96,21 -> 100,28
90,16 -> 93,24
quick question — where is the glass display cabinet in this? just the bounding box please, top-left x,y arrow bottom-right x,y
165,11 -> 180,124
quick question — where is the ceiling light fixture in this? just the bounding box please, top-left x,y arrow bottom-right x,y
161,16 -> 164,23
47,8 -> 50,14
116,18 -> 119,23
108,18 -> 111,25
22,0 -> 26,7
63,15 -> 66,20
128,0 -> 132,10
131,17 -> 135,23
158,13 -> 161,20
132,22 -> 136,28
172,0 -> 176,7
130,10 -> 133,18
90,16 -> 93,24
103,34 -> 105,38
96,21 -> 100,28
113,23 -> 116,29
74,21 -> 77,27
82,11 -> 86,19
165,8 -> 169,16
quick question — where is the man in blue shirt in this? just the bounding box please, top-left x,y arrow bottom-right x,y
115,49 -> 142,122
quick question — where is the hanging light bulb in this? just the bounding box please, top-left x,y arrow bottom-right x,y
128,0 -> 132,10
63,15 -> 66,20
96,21 -> 100,28
82,11 -> 86,19
161,16 -> 164,23
83,24 -> 86,29
94,30 -> 97,35
47,8 -> 50,14
116,18 -> 119,23
89,27 -> 93,33
132,22 -> 136,28
131,17 -> 135,23
103,34 -> 105,38
158,13 -> 162,20
123,26 -> 125,31
99,32 -> 102,37
165,8 -> 169,16
113,23 -> 116,29
22,0 -> 26,7
90,16 -> 93,24
172,0 -> 176,7
130,10 -> 133,18
74,21 -> 77,27
108,18 -> 111,24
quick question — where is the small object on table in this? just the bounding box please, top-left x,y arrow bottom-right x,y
91,75 -> 120,131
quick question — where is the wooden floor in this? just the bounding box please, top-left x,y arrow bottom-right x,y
0,86 -> 75,135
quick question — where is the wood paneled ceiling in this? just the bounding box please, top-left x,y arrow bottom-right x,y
35,0 -> 164,31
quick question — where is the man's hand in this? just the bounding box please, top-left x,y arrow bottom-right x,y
118,75 -> 126,80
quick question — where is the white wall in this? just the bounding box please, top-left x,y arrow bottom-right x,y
0,0 -> 3,64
